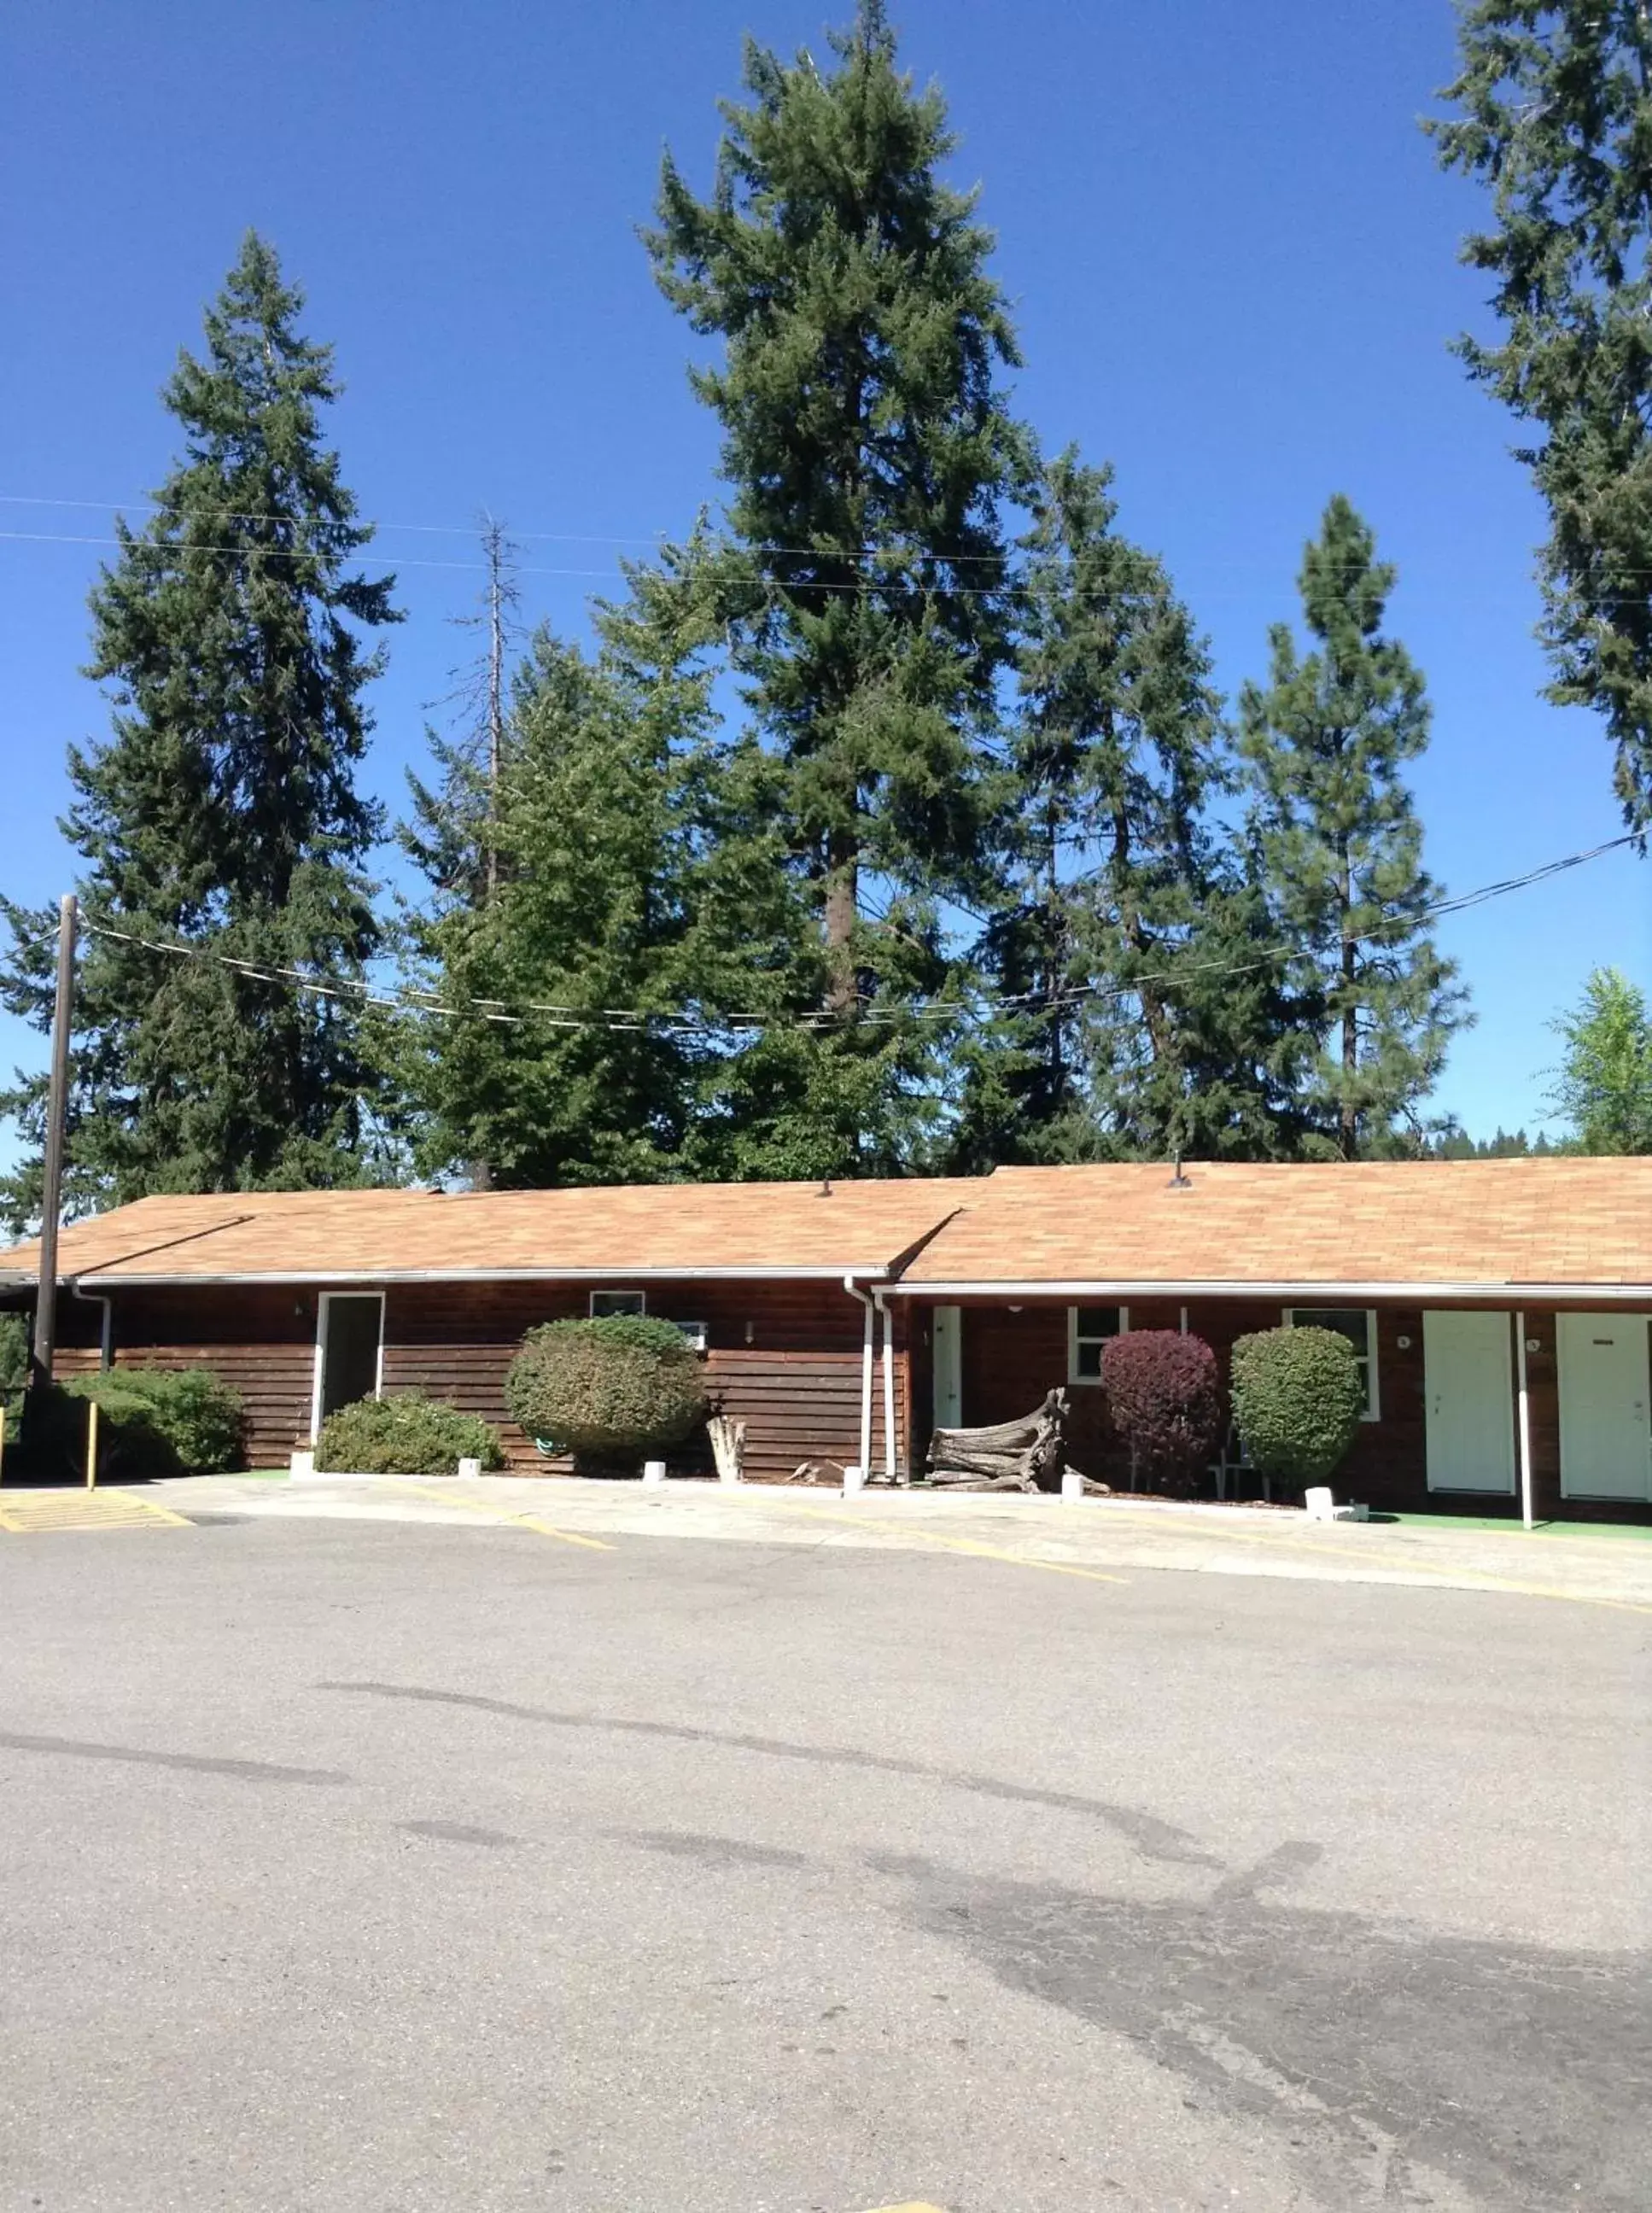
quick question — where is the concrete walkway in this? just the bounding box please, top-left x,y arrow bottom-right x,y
137,1472 -> 1652,1614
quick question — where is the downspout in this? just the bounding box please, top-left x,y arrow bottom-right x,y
843,1275 -> 874,1479
67,1278 -> 113,1371
873,1288 -> 897,1484
1515,1311 -> 1535,1532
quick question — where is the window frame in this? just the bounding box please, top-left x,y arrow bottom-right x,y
588,1288 -> 646,1319
1282,1305 -> 1381,1422
1066,1304 -> 1130,1386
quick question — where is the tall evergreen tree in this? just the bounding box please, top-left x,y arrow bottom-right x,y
402,616 -> 705,1188
1239,497 -> 1468,1159
1430,3 -> 1652,832
403,517 -> 524,924
957,453 -> 1306,1167
0,234 -> 398,1229
646,0 -> 1033,1048
399,533 -> 950,1190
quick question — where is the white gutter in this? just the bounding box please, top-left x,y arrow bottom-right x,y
872,1287 -> 898,1483
884,1279 -> 1652,1303
13,1262 -> 898,1290
1516,1311 -> 1536,1531
843,1275 -> 875,1479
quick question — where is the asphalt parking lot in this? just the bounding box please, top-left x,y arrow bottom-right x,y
1,1505 -> 1647,2212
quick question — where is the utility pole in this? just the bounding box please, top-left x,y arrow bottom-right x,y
30,893 -> 77,1389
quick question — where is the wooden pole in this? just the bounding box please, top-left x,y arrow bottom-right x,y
31,894 -> 78,1392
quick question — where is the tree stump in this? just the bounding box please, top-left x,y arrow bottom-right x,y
925,1387 -> 1070,1492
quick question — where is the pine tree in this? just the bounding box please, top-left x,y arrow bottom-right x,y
1430,3 -> 1652,832
645,0 -> 1032,1044
1239,497 -> 1468,1159
403,517 -> 523,921
402,622 -> 699,1188
0,234 -> 399,1228
956,453 -> 1307,1167
400,529 -> 954,1188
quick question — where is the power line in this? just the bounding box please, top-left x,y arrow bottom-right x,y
0,517 -> 1575,605
55,832 -> 1635,1040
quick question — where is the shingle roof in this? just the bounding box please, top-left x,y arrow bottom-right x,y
890,1159 -> 1652,1291
0,1179 -> 972,1285
0,1158 -> 1644,1293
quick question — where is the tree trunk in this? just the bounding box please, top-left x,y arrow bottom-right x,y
1339,847 -> 1357,1161
824,820 -> 859,1017
483,518 -> 508,906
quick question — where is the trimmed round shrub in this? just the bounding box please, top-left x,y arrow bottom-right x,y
1229,1326 -> 1363,1489
505,1314 -> 709,1475
315,1393 -> 505,1476
1100,1329 -> 1223,1497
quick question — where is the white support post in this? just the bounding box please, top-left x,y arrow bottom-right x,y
1515,1310 -> 1535,1531
875,1292 -> 897,1483
844,1276 -> 874,1483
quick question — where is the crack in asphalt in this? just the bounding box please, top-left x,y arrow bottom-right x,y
318,1680 -> 1225,1870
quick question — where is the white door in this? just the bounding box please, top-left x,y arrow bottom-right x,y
1558,1313 -> 1652,1501
1424,1311 -> 1515,1494
931,1305 -> 962,1431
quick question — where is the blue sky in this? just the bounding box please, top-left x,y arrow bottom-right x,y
3,0 -> 1647,1148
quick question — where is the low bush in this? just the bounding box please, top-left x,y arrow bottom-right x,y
16,1363 -> 243,1479
314,1393 -> 505,1476
64,1365 -> 245,1474
4,1365 -> 244,1478
505,1314 -> 708,1475
1100,1330 -> 1223,1496
1229,1326 -> 1363,1489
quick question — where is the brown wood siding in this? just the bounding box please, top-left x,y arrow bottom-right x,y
69,1277 -> 904,1480
53,1286 -> 317,1468
380,1280 -> 904,1480
48,1279 -> 1643,1518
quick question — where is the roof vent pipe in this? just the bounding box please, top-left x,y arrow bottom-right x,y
1168,1153 -> 1192,1190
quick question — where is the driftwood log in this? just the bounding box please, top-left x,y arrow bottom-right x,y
926,1387 -> 1071,1492
706,1413 -> 747,1484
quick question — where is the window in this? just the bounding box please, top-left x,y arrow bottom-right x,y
1284,1307 -> 1380,1420
1068,1305 -> 1127,1384
589,1289 -> 645,1318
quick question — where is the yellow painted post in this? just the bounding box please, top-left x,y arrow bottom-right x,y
86,1397 -> 98,1489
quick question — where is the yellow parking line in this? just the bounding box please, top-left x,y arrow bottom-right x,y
734,1490 -> 1650,1616
0,1487 -> 190,1534
381,1480 -> 615,1550
1077,1504 -> 1652,1616
779,1500 -> 1128,1585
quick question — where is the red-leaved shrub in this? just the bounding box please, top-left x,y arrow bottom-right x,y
1100,1330 -> 1223,1497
